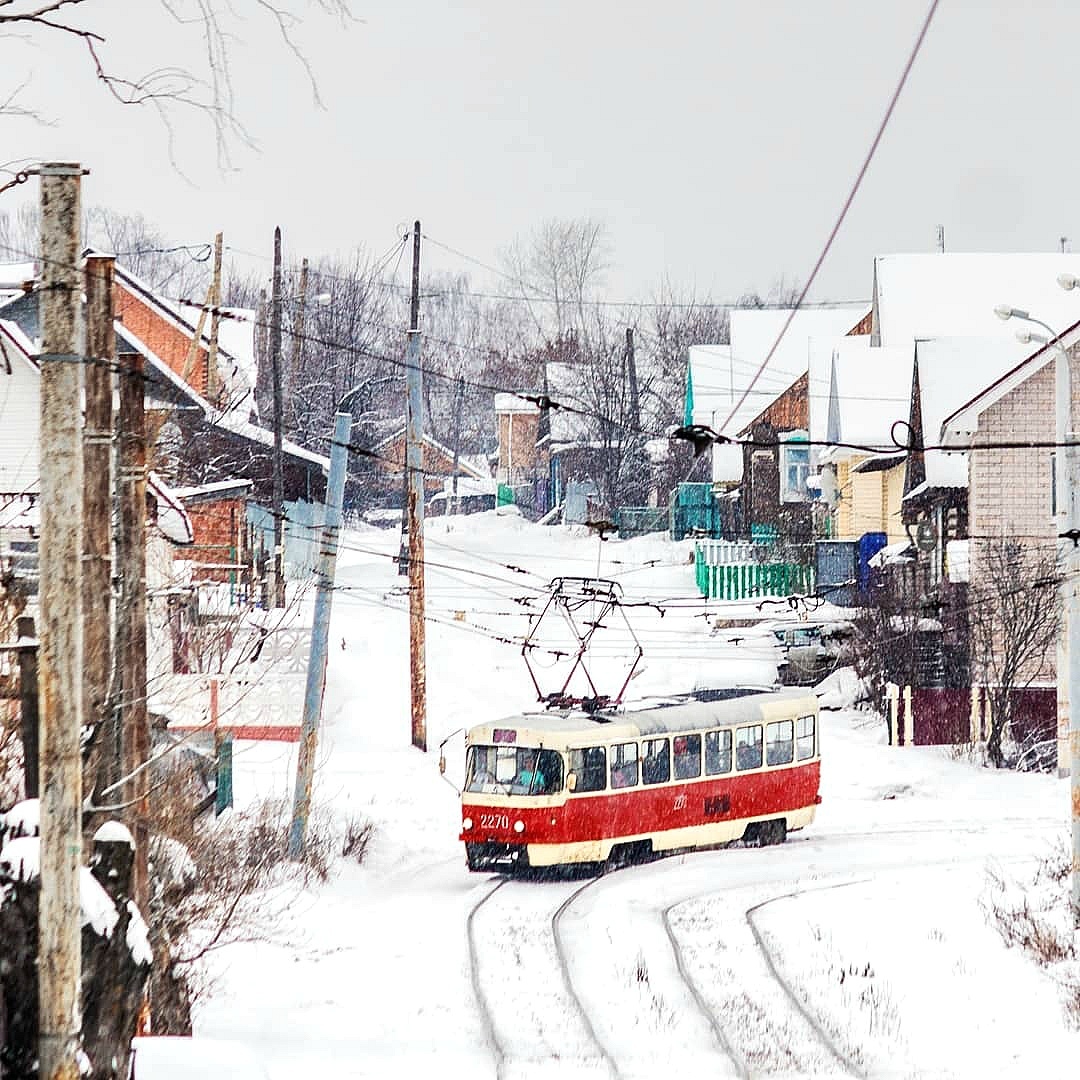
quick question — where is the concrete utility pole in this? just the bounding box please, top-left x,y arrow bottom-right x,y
270,227 -> 286,608
405,221 -> 427,752
84,256 -> 116,804
117,343 -> 148,911
288,406 -> 352,859
207,231 -> 223,399
37,160 -> 85,1080
449,375 -> 466,516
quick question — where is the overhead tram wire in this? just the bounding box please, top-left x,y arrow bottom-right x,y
716,0 -> 942,435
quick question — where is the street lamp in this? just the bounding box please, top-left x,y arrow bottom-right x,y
996,302 -> 1080,924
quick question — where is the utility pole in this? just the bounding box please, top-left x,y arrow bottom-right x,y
83,255 -> 116,805
288,257 -> 309,434
449,375 -> 466,516
270,227 -> 286,608
625,327 -> 640,430
288,406 -> 351,859
37,160 -> 85,1080
117,342 -> 148,911
206,231 -> 223,399
17,615 -> 38,799
405,221 -> 427,752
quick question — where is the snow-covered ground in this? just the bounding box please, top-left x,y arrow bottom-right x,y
190,511 -> 1079,1078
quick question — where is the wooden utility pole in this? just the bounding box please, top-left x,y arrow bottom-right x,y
405,221 -> 427,752
83,255 -> 116,805
37,160 -> 85,1080
287,257 -> 308,433
206,231 -> 223,399
17,615 -> 38,800
117,343 -> 148,910
270,227 -> 285,608
625,327 -> 640,430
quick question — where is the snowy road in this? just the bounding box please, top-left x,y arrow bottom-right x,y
193,516 -> 1080,1078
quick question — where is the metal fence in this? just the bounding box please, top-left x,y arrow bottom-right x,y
694,542 -> 815,601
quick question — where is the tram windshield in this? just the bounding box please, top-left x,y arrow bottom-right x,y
465,745 -> 563,795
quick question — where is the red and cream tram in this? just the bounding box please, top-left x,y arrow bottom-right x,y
460,689 -> 821,871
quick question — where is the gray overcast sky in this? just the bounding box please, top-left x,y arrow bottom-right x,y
3,1 -> 1079,302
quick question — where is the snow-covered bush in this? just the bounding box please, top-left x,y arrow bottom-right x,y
984,845 -> 1080,1024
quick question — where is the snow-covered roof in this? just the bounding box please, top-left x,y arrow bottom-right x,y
493,393 -> 538,414
0,261 -> 35,294
373,427 -> 490,479
923,449 -> 968,490
719,306 -> 868,434
874,252 -> 1080,346
431,476 -> 497,501
940,320 -> 1080,446
113,260 -> 257,412
147,471 -> 194,545
172,479 -> 255,501
915,337 -> 1034,444
869,540 -> 915,568
807,337 -> 912,449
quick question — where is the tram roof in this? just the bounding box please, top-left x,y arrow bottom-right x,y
473,689 -> 818,743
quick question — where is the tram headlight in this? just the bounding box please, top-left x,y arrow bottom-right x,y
513,820 -> 525,834
462,817 -> 474,831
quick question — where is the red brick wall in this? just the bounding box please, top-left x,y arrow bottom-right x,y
378,433 -> 462,494
177,498 -> 245,581
498,410 -> 540,472
115,282 -> 208,395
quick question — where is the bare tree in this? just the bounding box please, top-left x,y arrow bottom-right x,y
83,206 -> 212,297
502,217 -> 611,340
0,2 -> 353,163
968,539 -> 1060,767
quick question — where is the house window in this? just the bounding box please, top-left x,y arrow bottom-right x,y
781,431 -> 810,503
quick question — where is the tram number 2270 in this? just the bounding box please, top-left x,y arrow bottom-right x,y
480,813 -> 510,830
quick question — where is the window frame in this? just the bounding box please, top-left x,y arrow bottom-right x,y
796,714 -> 816,760
610,741 -> 639,789
735,724 -> 764,771
569,745 -> 607,793
705,729 -> 733,775
673,733 -> 702,781
765,719 -> 794,766
642,737 -> 671,785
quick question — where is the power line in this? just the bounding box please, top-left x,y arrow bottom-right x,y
717,0 -> 941,433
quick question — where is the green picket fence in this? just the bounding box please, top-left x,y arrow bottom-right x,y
694,543 -> 814,600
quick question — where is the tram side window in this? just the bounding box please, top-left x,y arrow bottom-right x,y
569,746 -> 607,792
610,742 -> 639,789
766,719 -> 794,766
796,715 -> 816,760
642,738 -> 671,785
673,734 -> 702,780
705,730 -> 732,774
735,725 -> 763,771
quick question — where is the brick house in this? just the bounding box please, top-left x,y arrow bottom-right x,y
370,425 -> 490,503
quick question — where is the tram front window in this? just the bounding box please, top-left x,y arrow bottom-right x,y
465,746 -> 563,794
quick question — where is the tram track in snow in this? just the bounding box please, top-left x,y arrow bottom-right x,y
464,814 -> 1049,1078
743,883 -> 868,1077
466,871 -> 617,1080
